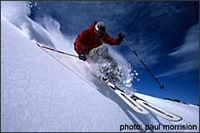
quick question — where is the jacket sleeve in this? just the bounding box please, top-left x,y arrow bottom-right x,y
74,30 -> 90,54
104,33 -> 122,45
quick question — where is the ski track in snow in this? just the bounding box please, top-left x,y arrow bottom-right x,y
1,8 -> 199,132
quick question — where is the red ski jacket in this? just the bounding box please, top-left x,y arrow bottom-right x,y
74,22 -> 122,55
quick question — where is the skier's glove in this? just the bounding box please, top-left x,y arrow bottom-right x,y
78,53 -> 87,61
117,32 -> 125,42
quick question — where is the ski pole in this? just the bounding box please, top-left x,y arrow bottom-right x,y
36,43 -> 78,58
124,40 -> 164,89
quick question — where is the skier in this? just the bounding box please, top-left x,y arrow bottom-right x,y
74,21 -> 124,71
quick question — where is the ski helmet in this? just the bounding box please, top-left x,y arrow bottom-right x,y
95,22 -> 106,32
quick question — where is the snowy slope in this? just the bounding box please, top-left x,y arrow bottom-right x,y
135,93 -> 199,124
1,2 -> 199,132
1,17 -> 137,132
135,93 -> 199,129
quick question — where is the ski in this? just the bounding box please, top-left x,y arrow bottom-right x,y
131,95 -> 183,122
105,81 -> 149,115
104,78 -> 182,121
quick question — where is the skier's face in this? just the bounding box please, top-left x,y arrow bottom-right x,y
94,28 -> 104,37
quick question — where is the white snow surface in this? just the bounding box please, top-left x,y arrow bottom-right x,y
1,2 -> 199,132
1,17 -> 130,132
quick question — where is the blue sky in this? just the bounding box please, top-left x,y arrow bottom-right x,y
29,1 -> 199,105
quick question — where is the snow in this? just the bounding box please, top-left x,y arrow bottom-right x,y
1,1 -> 199,132
1,17 -> 135,132
135,93 -> 199,125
